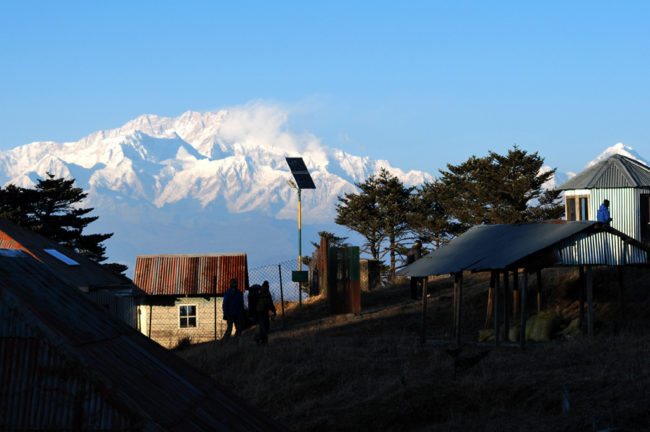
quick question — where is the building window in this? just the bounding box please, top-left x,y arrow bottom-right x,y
566,195 -> 589,221
179,305 -> 197,328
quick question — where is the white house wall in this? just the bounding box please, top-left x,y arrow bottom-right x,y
590,188 -> 650,241
137,297 -> 229,349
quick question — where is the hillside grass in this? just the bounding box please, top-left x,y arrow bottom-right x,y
178,267 -> 650,431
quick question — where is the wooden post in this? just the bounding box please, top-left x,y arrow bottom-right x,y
536,269 -> 542,313
586,265 -> 594,337
485,271 -> 496,328
618,241 -> 627,316
494,270 -> 500,346
213,276 -> 218,340
503,270 -> 510,341
519,270 -> 527,348
578,266 -> 585,331
278,264 -> 286,328
513,269 -> 519,320
420,279 -> 427,344
454,272 -> 463,345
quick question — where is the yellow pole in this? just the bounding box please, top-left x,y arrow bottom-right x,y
298,188 -> 302,307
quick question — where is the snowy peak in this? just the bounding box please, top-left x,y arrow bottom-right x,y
587,142 -> 650,168
0,105 -> 432,222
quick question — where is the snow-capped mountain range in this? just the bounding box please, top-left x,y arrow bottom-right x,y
0,105 -> 433,272
0,105 -> 646,274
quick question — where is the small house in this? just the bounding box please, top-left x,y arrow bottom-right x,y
0,249 -> 283,431
133,253 -> 249,348
558,154 -> 650,246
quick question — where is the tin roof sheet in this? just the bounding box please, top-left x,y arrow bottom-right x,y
0,218 -> 132,290
0,251 -> 285,431
558,154 -> 650,190
133,254 -> 249,295
397,221 -> 601,277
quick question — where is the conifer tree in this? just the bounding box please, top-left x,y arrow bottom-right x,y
0,173 -> 127,274
335,168 -> 413,279
408,180 -> 463,249
437,145 -> 563,227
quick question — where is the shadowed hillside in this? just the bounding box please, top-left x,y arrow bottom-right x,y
178,267 -> 650,431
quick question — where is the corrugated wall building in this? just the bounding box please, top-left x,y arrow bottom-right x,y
559,155 -> 650,258
133,253 -> 249,349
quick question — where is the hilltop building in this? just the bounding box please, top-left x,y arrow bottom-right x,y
558,154 -> 650,246
133,253 -> 249,348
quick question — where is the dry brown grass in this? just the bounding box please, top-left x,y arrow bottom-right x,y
178,267 -> 650,431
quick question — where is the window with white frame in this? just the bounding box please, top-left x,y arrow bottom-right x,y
179,305 -> 197,328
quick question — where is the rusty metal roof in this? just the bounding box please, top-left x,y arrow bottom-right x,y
558,154 -> 650,190
0,218 -> 131,290
134,254 -> 249,295
398,221 -> 605,277
0,250 -> 285,431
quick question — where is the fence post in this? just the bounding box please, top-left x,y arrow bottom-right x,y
278,264 -> 285,328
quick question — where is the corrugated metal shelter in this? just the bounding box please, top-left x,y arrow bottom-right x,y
397,220 -> 650,345
557,154 -> 650,246
0,218 -> 139,326
0,250 -> 285,431
397,221 -> 649,277
133,254 -> 249,348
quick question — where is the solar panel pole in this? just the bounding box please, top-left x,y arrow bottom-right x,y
298,187 -> 302,308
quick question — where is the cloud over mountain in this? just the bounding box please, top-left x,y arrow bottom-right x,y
0,103 -> 432,271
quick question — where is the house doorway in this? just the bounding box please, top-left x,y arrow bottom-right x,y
641,194 -> 650,245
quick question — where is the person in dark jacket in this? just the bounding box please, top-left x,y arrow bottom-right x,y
247,284 -> 261,324
255,281 -> 276,345
222,278 -> 245,340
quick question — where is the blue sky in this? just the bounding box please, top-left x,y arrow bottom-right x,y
1,1 -> 650,176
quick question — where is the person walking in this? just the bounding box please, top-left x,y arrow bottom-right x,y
255,281 -> 276,345
247,283 -> 261,324
597,199 -> 613,225
222,278 -> 245,341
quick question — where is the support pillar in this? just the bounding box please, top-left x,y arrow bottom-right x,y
586,265 -> 594,337
519,270 -> 528,348
454,272 -> 463,345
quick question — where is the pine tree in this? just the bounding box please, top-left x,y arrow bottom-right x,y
408,180 -> 463,250
0,173 -> 127,274
335,168 -> 413,280
437,145 -> 563,227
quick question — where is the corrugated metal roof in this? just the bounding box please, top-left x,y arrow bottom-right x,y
397,220 -> 650,277
0,250 -> 285,431
0,218 -> 132,290
133,254 -> 249,296
558,154 -> 650,190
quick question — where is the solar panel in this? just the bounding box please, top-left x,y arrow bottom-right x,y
285,157 -> 316,189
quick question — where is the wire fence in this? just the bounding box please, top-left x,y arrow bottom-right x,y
138,259 -> 312,349
248,258 -> 307,306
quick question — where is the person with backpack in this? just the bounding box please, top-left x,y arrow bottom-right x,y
255,280 -> 276,344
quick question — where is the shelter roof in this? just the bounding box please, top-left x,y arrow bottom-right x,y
398,221 -> 615,277
134,253 -> 249,295
0,250 -> 284,431
0,218 -> 131,290
557,154 -> 650,190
